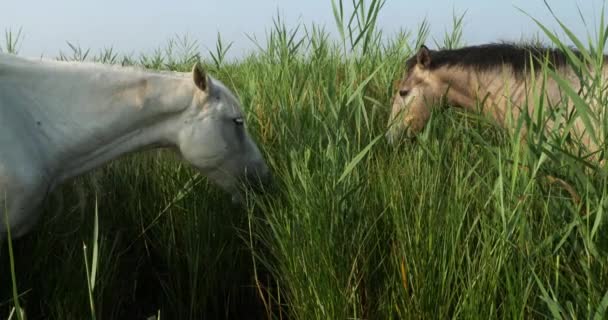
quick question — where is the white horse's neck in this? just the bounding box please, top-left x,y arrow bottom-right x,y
1,55 -> 195,187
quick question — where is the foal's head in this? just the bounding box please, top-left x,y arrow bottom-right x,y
178,63 -> 271,202
386,45 -> 447,144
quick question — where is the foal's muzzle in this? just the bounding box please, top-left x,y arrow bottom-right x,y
386,127 -> 405,145
386,126 -> 418,146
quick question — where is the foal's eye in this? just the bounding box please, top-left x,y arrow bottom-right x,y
233,117 -> 244,126
399,89 -> 410,97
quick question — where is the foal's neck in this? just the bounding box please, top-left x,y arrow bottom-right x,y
435,67 -> 479,110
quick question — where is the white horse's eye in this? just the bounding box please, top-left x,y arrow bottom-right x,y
233,117 -> 244,125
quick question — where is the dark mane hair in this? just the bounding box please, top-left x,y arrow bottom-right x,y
405,42 -> 595,76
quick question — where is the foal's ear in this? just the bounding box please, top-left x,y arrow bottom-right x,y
192,62 -> 209,92
416,45 -> 431,69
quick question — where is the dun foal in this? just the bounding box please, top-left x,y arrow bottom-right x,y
387,43 -> 608,155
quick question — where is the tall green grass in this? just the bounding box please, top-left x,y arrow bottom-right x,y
2,1 -> 608,319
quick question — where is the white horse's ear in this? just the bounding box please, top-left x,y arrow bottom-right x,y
192,62 -> 209,92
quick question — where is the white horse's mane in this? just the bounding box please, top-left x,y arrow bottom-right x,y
0,52 -> 189,79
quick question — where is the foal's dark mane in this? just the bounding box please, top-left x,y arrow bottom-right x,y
405,43 -> 600,76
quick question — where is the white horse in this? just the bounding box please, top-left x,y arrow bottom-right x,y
0,53 -> 271,238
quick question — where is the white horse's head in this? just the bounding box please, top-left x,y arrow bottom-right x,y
177,63 -> 271,202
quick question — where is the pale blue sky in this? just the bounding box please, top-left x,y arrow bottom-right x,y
0,0 -> 604,59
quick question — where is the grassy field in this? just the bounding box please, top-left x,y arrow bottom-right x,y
2,1 -> 608,319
